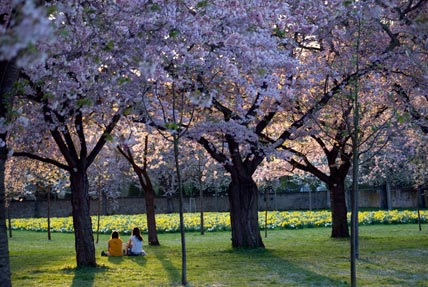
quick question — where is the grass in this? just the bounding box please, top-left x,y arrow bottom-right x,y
9,224 -> 428,287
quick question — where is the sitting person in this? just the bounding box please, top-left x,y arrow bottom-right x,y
127,227 -> 146,256
101,230 -> 123,257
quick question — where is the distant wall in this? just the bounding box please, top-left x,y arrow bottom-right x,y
7,187 -> 423,219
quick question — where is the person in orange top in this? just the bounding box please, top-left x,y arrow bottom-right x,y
101,231 -> 123,257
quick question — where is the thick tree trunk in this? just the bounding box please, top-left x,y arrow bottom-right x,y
228,174 -> 264,248
70,170 -> 96,267
328,180 -> 350,238
0,59 -> 17,287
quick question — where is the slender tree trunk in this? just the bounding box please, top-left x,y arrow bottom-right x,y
117,138 -> 160,246
139,172 -> 159,246
328,180 -> 350,238
141,135 -> 159,245
70,170 -> 96,267
96,177 -> 101,244
386,177 -> 392,210
228,173 -> 264,248
173,135 -> 187,286
48,188 -> 51,240
7,206 -> 12,238
199,183 -> 204,235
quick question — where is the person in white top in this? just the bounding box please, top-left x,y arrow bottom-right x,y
127,227 -> 146,256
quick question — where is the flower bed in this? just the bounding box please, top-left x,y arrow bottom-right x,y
10,210 -> 428,234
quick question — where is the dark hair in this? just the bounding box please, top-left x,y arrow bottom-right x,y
132,227 -> 143,241
112,231 -> 119,239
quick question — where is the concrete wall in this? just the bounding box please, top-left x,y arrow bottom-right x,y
7,187 -> 422,219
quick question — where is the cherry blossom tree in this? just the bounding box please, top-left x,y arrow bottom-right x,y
116,124 -> 160,246
386,4 -> 428,209
179,144 -> 226,234
389,0 -> 428,134
145,0 -> 304,249
186,0 -> 354,242
1,0 -> 51,284
142,76 -> 196,285
284,84 -> 399,237
10,1 -> 138,267
281,1 -> 428,238
360,126 -> 427,207
121,0 -> 410,245
189,0 -> 428,241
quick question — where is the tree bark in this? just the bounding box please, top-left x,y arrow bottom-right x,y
139,171 -> 159,245
328,180 -> 350,238
228,172 -> 264,248
0,155 -> 11,287
70,170 -> 96,267
197,134 -> 264,248
0,58 -> 18,287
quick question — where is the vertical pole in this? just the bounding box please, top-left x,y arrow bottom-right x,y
7,204 -> 12,238
47,187 -> 51,240
199,179 -> 204,235
417,186 -> 422,231
264,187 -> 268,238
174,135 -> 187,286
96,176 -> 101,244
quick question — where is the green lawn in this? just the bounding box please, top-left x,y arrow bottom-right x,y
9,225 -> 428,286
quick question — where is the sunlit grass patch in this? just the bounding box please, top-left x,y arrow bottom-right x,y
9,225 -> 428,287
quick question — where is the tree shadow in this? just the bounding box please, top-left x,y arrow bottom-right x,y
357,249 -> 428,286
152,246 -> 181,283
62,265 -> 108,287
125,255 -> 147,267
217,248 -> 349,286
107,256 -> 125,264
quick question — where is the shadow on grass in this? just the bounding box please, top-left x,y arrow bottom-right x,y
152,245 -> 181,283
61,265 -> 108,287
357,248 -> 428,287
107,256 -> 124,264
220,248 -> 348,286
124,255 -> 147,267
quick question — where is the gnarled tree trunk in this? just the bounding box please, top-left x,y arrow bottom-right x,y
228,172 -> 264,248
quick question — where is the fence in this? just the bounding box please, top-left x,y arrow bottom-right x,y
7,187 -> 426,219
